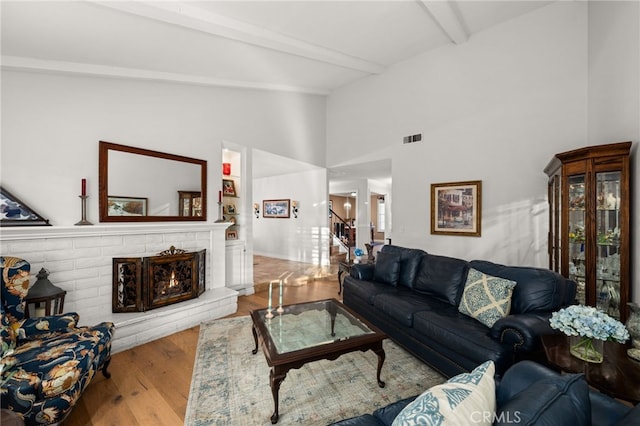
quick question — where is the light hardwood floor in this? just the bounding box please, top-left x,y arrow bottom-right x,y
64,278 -> 341,426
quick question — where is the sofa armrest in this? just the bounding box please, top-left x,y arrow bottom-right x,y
350,263 -> 375,281
490,312 -> 554,352
496,360 -> 559,406
16,313 -> 80,341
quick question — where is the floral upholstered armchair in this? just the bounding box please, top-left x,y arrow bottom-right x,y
1,257 -> 115,425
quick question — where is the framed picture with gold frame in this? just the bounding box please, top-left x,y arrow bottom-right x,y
430,180 -> 481,237
263,199 -> 290,218
222,179 -> 236,197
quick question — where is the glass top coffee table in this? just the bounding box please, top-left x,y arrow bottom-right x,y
250,298 -> 387,424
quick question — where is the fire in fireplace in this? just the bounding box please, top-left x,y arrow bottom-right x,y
112,246 -> 205,312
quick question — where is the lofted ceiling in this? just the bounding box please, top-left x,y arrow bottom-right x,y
1,1 -> 553,187
1,1 -> 553,95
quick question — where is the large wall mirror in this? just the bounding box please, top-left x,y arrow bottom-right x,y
99,141 -> 207,222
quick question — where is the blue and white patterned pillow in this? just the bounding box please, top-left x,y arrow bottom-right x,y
392,361 -> 496,426
458,268 -> 517,328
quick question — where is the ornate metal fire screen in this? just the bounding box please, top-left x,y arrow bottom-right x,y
112,246 -> 205,312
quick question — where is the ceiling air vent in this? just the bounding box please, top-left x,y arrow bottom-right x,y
403,133 -> 422,144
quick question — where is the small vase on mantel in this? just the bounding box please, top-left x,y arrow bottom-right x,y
569,335 -> 604,363
626,302 -> 640,361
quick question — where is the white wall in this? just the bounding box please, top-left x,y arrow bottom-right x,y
327,2 -> 588,267
253,168 -> 329,265
1,71 -> 326,226
587,1 -> 640,303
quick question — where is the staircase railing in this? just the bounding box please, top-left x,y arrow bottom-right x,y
329,208 -> 352,262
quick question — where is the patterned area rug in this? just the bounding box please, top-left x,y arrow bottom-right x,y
185,316 -> 444,425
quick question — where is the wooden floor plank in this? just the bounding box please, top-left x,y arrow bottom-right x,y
63,277 -> 340,426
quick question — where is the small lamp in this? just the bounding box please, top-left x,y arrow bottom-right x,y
25,268 -> 66,318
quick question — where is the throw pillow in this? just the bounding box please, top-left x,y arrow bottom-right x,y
373,250 -> 401,287
458,268 -> 516,328
392,360 -> 496,426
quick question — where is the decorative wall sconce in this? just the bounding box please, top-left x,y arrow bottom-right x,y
25,268 -> 66,318
254,203 -> 260,218
292,201 -> 299,218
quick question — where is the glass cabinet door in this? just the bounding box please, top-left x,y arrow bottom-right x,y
567,175 -> 586,305
545,141 -> 631,323
595,171 -> 622,319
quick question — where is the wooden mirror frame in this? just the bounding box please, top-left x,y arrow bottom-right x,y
99,141 -> 207,222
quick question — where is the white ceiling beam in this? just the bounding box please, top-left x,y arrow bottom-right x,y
418,1 -> 468,45
1,56 -> 331,95
89,1 -> 385,75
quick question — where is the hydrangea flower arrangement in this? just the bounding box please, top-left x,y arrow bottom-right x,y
353,248 -> 365,257
550,304 -> 629,343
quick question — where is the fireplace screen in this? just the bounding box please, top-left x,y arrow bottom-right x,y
113,247 -> 205,312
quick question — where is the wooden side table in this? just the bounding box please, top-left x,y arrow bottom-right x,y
337,261 -> 352,295
540,334 -> 640,404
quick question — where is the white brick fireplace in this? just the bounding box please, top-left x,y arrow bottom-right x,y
0,223 -> 237,353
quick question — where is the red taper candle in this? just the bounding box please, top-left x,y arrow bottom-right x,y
81,178 -> 87,196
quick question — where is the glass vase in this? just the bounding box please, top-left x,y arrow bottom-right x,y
569,335 -> 604,363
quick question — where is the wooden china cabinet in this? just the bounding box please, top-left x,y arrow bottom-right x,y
544,141 -> 632,323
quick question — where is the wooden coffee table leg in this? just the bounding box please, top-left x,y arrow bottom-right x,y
372,343 -> 386,388
269,367 -> 287,424
251,324 -> 259,355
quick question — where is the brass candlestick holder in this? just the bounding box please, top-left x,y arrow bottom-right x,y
75,195 -> 93,225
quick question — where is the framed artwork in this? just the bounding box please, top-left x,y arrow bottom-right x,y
224,203 -> 236,214
107,196 -> 148,216
226,229 -> 238,240
263,199 -> 290,218
431,180 -> 482,237
0,186 -> 51,226
222,179 -> 236,197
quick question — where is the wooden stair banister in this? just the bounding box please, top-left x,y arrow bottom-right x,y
329,208 -> 352,261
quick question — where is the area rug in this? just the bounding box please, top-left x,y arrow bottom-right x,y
185,316 -> 444,425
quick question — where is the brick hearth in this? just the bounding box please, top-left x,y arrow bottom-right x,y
0,223 -> 237,353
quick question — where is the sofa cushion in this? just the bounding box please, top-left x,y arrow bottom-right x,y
392,360 -> 495,426
413,310 -> 512,371
469,260 -> 566,314
372,292 -> 447,327
380,246 -> 427,289
458,268 -> 517,328
373,250 -> 401,287
373,396 -> 416,425
0,256 -> 30,322
344,277 -> 397,305
413,254 -> 469,306
495,373 -> 590,426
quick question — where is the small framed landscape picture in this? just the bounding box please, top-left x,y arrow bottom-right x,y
430,180 -> 481,237
107,196 -> 148,216
263,199 -> 290,218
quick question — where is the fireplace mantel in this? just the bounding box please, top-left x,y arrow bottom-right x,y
0,222 -> 231,241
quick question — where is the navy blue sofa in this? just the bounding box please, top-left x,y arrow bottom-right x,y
331,360 -> 638,426
343,245 -> 576,378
